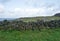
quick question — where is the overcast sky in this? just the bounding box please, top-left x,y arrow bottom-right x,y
0,0 -> 60,18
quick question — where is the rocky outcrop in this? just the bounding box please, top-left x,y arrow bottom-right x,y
54,13 -> 60,16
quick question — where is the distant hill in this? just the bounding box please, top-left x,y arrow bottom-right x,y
0,18 -> 16,21
54,13 -> 60,16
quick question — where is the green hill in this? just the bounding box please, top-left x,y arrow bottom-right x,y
15,16 -> 60,22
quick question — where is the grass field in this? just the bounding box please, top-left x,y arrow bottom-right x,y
0,29 -> 60,41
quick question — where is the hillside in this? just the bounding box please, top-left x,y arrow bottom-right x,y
16,16 -> 60,22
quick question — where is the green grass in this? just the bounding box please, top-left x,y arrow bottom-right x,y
0,29 -> 60,41
16,16 -> 60,22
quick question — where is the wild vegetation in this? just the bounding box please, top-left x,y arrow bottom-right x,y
0,14 -> 60,41
0,17 -> 60,31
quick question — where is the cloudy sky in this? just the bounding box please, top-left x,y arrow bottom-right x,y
0,0 -> 60,18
